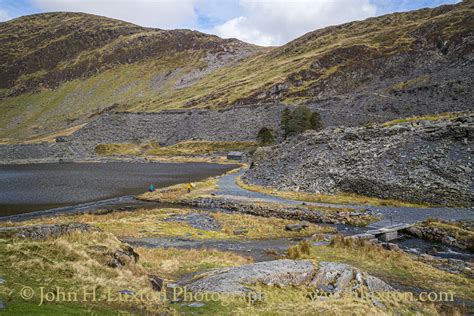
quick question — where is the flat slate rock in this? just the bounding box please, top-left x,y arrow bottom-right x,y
181,259 -> 393,295
164,212 -> 221,231
180,259 -> 315,294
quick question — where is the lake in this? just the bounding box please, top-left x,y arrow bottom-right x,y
0,162 -> 238,216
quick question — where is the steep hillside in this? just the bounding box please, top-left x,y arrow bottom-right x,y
0,12 -> 262,139
1,1 -> 473,140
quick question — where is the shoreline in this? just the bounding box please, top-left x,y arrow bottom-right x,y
0,155 -> 244,166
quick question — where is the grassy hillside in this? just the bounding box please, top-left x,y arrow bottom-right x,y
0,12 -> 262,139
1,1 -> 473,140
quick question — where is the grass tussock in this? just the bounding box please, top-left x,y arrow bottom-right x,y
237,176 -> 427,208
287,240 -> 313,259
300,235 -> 474,301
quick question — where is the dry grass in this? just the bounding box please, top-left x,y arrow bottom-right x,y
418,218 -> 474,250
94,142 -> 149,156
233,284 -> 443,316
145,155 -> 235,164
287,240 -> 312,259
0,207 -> 335,240
139,176 -> 219,202
0,231 -> 171,314
237,176 -> 428,208
296,235 -> 474,301
0,123 -> 86,144
382,112 -> 469,127
94,140 -> 256,158
147,140 -> 257,156
138,247 -> 252,279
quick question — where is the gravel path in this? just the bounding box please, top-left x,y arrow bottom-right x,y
216,171 -> 474,228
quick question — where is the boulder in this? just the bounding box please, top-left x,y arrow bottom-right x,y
181,259 -> 315,294
310,262 -> 393,293
181,260 -> 393,295
233,229 -> 249,235
285,223 -> 309,232
108,245 -> 139,268
150,275 -> 165,291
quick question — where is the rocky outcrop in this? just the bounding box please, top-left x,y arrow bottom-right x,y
181,260 -> 314,294
310,262 -> 393,294
244,115 -> 473,207
107,245 -> 140,268
404,221 -> 474,251
180,259 -> 393,295
0,223 -> 99,240
176,196 -> 377,226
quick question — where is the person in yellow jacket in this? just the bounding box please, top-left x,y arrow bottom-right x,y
186,182 -> 192,193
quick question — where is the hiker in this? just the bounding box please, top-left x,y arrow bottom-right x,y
149,184 -> 155,192
186,182 -> 192,193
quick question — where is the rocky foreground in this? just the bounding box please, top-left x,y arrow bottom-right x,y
244,115 -> 473,207
179,259 -> 392,295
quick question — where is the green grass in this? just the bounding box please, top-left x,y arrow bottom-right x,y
0,301 -> 122,316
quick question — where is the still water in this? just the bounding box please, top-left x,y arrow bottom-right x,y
0,162 -> 238,216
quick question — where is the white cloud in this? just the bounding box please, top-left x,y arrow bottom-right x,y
27,0 -> 380,46
0,9 -> 11,22
31,0 -> 198,29
213,0 -> 377,46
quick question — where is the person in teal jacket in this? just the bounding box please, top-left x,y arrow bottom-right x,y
149,184 -> 155,192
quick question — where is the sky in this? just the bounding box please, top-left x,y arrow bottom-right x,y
0,0 -> 462,46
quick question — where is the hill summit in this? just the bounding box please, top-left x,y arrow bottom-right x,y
0,1 -> 473,139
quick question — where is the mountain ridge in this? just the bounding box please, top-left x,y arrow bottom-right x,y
0,1 -> 473,139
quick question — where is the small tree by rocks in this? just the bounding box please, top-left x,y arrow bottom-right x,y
287,105 -> 312,136
310,111 -> 324,131
281,108 -> 291,139
257,127 -> 275,146
281,105 -> 324,138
